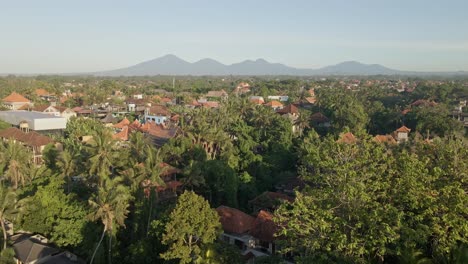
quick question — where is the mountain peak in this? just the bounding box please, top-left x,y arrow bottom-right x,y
97,54 -> 404,76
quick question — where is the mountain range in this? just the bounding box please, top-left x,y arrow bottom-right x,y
94,54 -> 466,76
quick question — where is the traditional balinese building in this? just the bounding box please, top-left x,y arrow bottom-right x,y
0,127 -> 56,164
2,92 -> 31,110
144,105 -> 170,124
395,126 -> 411,143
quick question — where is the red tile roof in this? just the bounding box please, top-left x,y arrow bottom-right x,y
113,126 -> 129,141
337,132 -> 357,144
310,112 -> 329,123
35,89 -> 50,96
216,206 -> 256,234
249,210 -> 277,242
147,105 -> 169,116
276,104 -> 299,115
113,118 -> 131,129
2,92 -> 30,103
202,101 -> 219,108
374,135 -> 397,144
305,97 -> 317,104
265,100 -> 283,108
0,127 -> 54,147
396,126 -> 411,133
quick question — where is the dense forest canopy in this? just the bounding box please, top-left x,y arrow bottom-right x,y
0,75 -> 467,263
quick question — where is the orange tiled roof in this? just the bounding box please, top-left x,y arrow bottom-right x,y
305,97 -> 316,104
276,104 -> 299,115
249,210 -> 278,242
114,118 -> 131,129
216,206 -> 256,234
113,126 -> 129,141
2,92 -> 30,103
337,132 -> 357,144
265,100 -> 283,108
35,89 -> 50,96
0,127 -> 54,147
374,135 -> 397,144
310,112 -> 329,123
202,101 -> 219,108
396,126 -> 411,133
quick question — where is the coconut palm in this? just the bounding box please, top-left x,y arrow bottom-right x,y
0,185 -> 17,249
56,149 -> 77,193
2,140 -> 30,189
86,129 -> 121,187
88,176 -> 132,264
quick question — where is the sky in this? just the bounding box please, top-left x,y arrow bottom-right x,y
1,0 -> 468,73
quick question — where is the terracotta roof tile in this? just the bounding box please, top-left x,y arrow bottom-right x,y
216,206 -> 256,234
249,210 -> 277,242
337,132 -> 357,144
396,126 -> 411,133
113,118 -> 131,129
276,104 -> 299,115
374,134 -> 397,144
113,126 -> 129,141
265,100 -> 283,108
0,127 -> 54,147
2,92 -> 30,103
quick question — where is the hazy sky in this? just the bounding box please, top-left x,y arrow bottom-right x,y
1,0 -> 467,73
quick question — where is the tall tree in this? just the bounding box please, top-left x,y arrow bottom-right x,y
1,140 -> 31,189
161,191 -> 221,264
88,176 -> 132,264
0,185 -> 17,249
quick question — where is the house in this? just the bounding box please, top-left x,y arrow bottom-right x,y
216,206 -> 256,251
0,111 -> 67,132
374,134 -> 397,145
206,90 -> 228,100
2,92 -> 31,110
310,112 -> 331,128
54,106 -> 77,120
10,233 -> 84,264
133,94 -> 144,99
234,82 -> 251,95
249,96 -> 265,105
201,101 -> 220,109
144,105 -> 170,124
71,107 -> 93,117
142,122 -> 178,147
337,132 -> 357,144
35,89 -> 56,102
216,206 -> 284,260
264,101 -> 283,111
125,98 -> 148,112
267,95 -> 289,102
0,127 -> 55,164
276,104 -> 299,117
249,210 -> 278,255
30,105 -> 61,117
395,126 -> 411,143
100,113 -> 118,126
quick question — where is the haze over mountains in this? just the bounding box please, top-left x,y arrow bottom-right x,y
94,55 -> 467,77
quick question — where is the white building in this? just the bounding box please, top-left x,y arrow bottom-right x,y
0,111 -> 67,132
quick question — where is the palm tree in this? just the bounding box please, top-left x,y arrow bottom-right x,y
2,140 -> 30,189
86,129 -> 121,187
56,149 -> 76,193
0,185 -> 17,249
88,176 -> 131,264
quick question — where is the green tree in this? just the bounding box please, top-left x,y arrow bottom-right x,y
1,139 -> 31,189
0,186 -> 17,249
161,191 -> 221,264
88,176 -> 132,264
